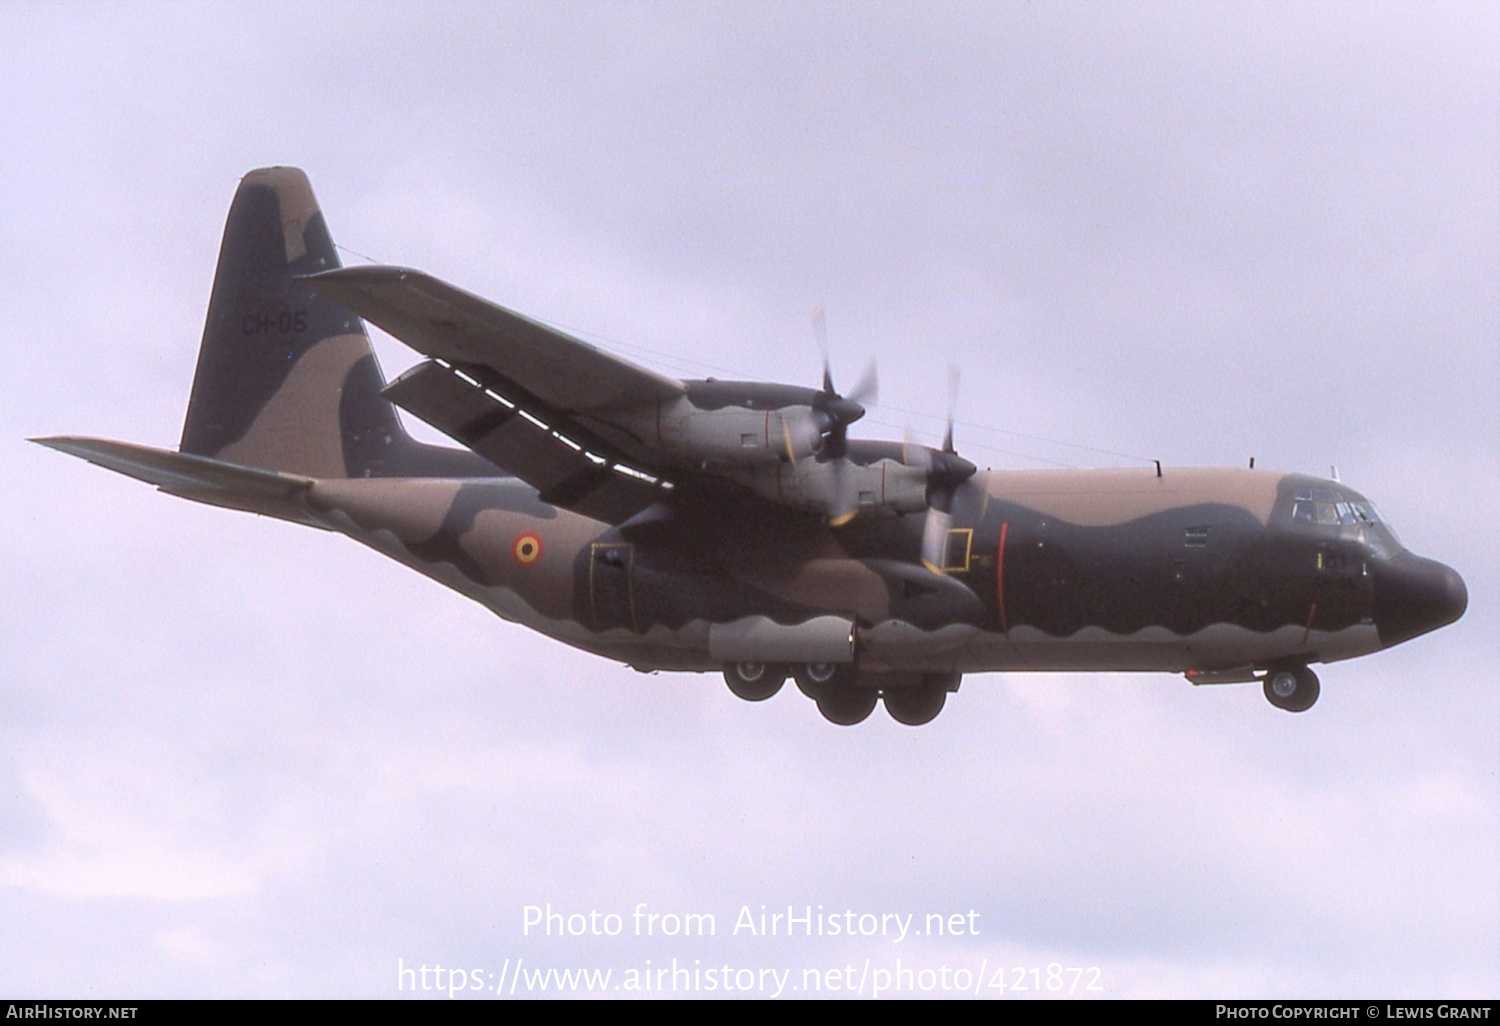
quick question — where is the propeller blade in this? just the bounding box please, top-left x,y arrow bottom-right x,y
802,304 -> 878,522
811,305 -> 833,394
920,364 -> 975,571
921,506 -> 952,572
847,358 -> 879,406
943,363 -> 961,453
827,455 -> 858,527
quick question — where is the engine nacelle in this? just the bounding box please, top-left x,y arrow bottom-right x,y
663,399 -> 801,464
609,395 -> 825,466
729,456 -> 930,516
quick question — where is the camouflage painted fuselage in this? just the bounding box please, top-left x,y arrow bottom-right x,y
304,462 -> 1453,678
39,167 -> 1466,723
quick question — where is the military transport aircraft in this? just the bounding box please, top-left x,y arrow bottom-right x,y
35,167 -> 1467,725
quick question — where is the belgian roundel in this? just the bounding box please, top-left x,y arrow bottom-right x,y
512,531 -> 544,566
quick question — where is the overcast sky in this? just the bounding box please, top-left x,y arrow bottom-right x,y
2,0 -> 1496,999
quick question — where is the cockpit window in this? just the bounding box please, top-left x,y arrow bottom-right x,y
1291,488 -> 1384,528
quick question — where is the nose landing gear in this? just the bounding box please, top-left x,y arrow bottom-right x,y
1262,665 -> 1320,712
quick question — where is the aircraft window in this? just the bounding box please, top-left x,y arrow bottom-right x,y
1289,483 -> 1396,529
1292,487 -> 1351,526
1290,491 -> 1399,542
942,528 -> 973,572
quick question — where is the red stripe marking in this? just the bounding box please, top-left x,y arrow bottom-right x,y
1302,601 -> 1317,645
997,520 -> 1010,637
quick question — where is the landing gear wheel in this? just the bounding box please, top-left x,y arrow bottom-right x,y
815,686 -> 878,726
723,662 -> 786,702
793,663 -> 875,725
1263,666 -> 1320,712
882,673 -> 955,726
794,662 -> 846,699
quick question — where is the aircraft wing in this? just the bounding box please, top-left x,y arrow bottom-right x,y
305,266 -> 686,523
304,266 -> 685,412
381,358 -> 668,523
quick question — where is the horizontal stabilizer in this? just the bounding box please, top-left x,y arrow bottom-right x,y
31,436 -> 326,528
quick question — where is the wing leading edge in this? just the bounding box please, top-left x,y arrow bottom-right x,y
305,266 -> 685,411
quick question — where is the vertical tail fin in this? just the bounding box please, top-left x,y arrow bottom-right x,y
181,167 -> 489,479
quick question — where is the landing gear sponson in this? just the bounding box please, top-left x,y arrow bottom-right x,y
722,662 -> 960,726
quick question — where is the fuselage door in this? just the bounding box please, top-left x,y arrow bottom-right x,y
1313,539 -> 1374,629
589,542 -> 637,632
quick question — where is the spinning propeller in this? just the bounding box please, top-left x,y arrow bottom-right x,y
786,310 -> 975,550
782,306 -> 879,524
912,365 -> 977,571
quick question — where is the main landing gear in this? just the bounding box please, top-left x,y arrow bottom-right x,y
882,672 -> 957,726
722,661 -> 786,702
1262,665 -> 1320,712
721,662 -> 959,726
793,663 -> 879,725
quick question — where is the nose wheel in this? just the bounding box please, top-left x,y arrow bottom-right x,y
1262,666 -> 1320,712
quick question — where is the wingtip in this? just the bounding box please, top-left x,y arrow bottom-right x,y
29,435 -> 145,463
29,434 -> 86,453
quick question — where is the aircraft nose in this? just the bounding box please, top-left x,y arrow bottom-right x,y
1373,551 -> 1468,647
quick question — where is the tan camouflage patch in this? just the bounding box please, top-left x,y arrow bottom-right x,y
217,333 -> 367,477
984,467 -> 1283,527
460,507 -> 598,619
309,478 -> 464,540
